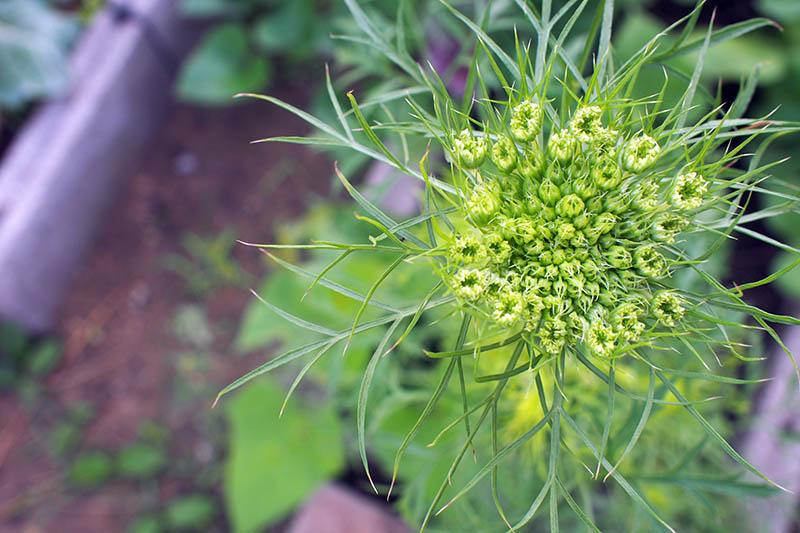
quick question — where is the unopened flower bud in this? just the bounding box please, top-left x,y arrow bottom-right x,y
652,213 -> 688,243
466,182 -> 501,225
556,194 -> 585,218
572,177 -> 598,200
491,136 -> 518,173
510,100 -> 543,141
538,179 -> 562,205
548,129 -> 577,163
606,245 -> 632,269
671,171 -> 708,210
652,291 -> 685,326
453,129 -> 488,168
592,162 -> 623,190
622,134 -> 660,172
517,148 -> 546,180
592,212 -> 617,235
634,244 -> 667,278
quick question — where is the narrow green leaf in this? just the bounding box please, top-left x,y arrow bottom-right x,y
264,251 -> 399,313
562,411 -> 676,533
596,0 -> 615,83
334,164 -> 429,249
357,319 -> 403,493
425,331 -> 523,358
325,64 -> 354,142
344,255 -> 407,355
556,477 -> 602,532
389,358 -> 458,498
655,370 -> 788,492
237,93 -> 345,141
248,289 -> 337,336
605,367 -> 655,482
650,18 -> 778,63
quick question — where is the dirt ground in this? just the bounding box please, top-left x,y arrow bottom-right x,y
0,86 -> 331,532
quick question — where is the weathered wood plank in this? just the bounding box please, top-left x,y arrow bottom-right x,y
0,0 -> 194,331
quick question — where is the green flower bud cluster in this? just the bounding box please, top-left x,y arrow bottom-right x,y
446,104 -> 702,358
509,101 -> 543,141
233,6 -> 800,530
452,129 -> 488,169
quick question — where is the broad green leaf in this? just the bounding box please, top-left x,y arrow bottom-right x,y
0,0 -> 77,109
177,24 -> 270,105
253,0 -> 316,59
224,379 -> 344,532
700,35 -> 787,83
758,0 -> 800,23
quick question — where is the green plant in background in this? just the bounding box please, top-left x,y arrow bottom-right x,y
176,0 -> 436,107
163,230 -> 246,297
68,450 -> 114,488
177,0 -> 332,104
0,0 -> 77,111
220,1 -> 800,531
0,322 -> 62,395
224,377 -> 345,532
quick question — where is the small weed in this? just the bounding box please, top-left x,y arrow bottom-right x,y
163,230 -> 246,297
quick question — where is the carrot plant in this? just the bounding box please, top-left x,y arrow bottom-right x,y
220,1 -> 800,530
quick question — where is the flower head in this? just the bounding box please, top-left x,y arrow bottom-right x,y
450,233 -> 486,264
453,129 -> 488,168
622,134 -> 660,172
484,232 -> 512,264
492,288 -> 525,326
611,302 -> 645,342
672,171 -> 708,210
510,100 -> 543,141
634,244 -> 667,278
586,320 -> 617,357
237,5 -> 800,530
571,105 -> 603,143
452,268 -> 487,301
653,213 -> 688,243
652,291 -> 685,327
466,182 -> 501,224
548,129 -> 577,163
491,136 -> 518,172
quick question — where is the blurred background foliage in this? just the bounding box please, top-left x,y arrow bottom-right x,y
0,0 -> 77,111
0,0 -> 798,532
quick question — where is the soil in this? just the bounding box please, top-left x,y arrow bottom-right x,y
0,85 -> 332,532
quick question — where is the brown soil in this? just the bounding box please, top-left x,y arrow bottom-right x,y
0,86 -> 331,532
